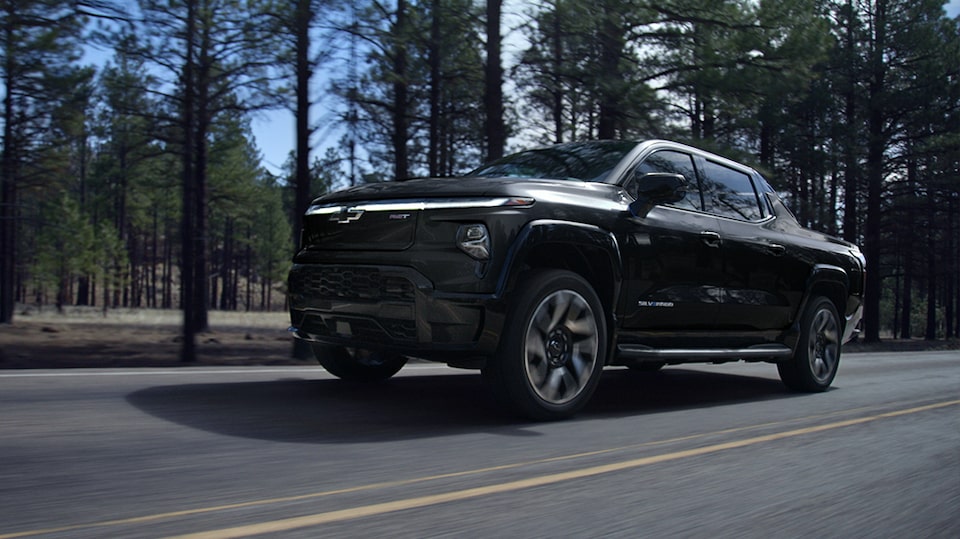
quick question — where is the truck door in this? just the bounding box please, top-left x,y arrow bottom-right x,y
698,159 -> 794,332
619,150 -> 725,331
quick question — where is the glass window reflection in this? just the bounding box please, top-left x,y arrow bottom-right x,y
700,161 -> 763,221
633,150 -> 702,211
471,141 -> 636,182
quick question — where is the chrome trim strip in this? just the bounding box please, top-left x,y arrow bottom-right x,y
617,344 -> 793,359
307,197 -> 534,215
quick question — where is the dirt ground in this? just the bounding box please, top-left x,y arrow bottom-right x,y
0,306 -> 956,369
0,307 -> 311,369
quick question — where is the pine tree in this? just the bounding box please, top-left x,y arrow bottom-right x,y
120,0 -> 282,360
1,0 -> 87,323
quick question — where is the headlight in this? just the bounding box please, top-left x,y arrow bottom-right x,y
457,224 -> 490,260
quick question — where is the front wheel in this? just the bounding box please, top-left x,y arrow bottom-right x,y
778,297 -> 841,392
483,270 -> 607,420
311,345 -> 407,381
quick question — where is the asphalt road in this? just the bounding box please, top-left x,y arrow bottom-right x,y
1,351 -> 958,538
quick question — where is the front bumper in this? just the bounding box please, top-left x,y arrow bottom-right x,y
288,264 -> 503,361
842,303 -> 864,344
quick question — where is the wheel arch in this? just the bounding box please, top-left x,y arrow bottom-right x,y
497,220 -> 622,350
806,264 -> 850,316
786,264 -> 850,350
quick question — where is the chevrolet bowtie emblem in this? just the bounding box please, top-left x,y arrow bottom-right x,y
330,207 -> 364,224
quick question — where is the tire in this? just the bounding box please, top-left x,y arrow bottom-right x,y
311,345 -> 407,381
778,296 -> 841,392
483,269 -> 607,420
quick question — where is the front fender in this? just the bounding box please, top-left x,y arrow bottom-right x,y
495,220 -> 623,335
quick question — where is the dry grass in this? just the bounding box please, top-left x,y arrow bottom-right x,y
14,305 -> 289,328
0,306 -> 309,369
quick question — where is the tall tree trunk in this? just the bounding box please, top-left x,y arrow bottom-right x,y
841,0 -> 859,244
597,2 -> 623,139
947,194 -> 956,338
900,236 -> 913,339
428,0 -> 441,176
260,276 -> 267,310
862,0 -> 887,343
150,208 -> 158,308
210,269 -> 218,310
863,133 -> 883,342
131,233 -> 141,307
266,276 -> 273,310
0,7 -> 17,324
193,110 -> 208,331
292,0 -> 315,357
117,144 -> 129,305
483,0 -> 504,160
219,218 -> 232,311
925,185 -> 937,340
900,157 -> 917,339
180,0 -> 198,362
76,120 -> 91,307
163,219 -> 173,309
393,0 -> 410,178
192,4 -> 211,334
551,4 -> 564,144
245,224 -> 252,312
892,253 -> 901,339
293,0 -> 312,249
230,248 -> 239,310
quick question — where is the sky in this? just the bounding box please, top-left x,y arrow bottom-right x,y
250,0 -> 532,178
251,111 -> 294,175
76,1 -> 960,179
251,0 -> 960,179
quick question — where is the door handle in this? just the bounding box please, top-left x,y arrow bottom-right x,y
767,243 -> 786,256
700,231 -> 722,248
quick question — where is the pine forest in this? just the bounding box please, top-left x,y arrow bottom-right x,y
1,0 -> 958,355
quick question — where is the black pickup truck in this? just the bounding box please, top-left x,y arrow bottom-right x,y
288,140 -> 865,419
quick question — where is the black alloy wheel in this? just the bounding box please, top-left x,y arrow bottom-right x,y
778,296 -> 841,392
484,269 -> 607,420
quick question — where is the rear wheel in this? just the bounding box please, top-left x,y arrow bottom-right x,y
483,270 -> 607,420
311,345 -> 407,381
778,296 -> 841,392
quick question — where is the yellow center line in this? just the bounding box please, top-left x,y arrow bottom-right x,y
1,398 -> 956,539
171,398 -> 956,539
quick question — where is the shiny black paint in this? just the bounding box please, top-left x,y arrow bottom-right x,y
289,140 -> 865,367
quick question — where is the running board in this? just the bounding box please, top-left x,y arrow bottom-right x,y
617,344 -> 793,360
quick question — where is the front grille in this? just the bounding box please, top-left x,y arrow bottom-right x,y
290,267 -> 416,302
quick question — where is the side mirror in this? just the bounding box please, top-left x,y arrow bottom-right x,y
628,173 -> 687,217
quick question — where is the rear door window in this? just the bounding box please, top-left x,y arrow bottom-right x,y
700,161 -> 763,221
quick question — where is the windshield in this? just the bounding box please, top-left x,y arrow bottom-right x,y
470,141 -> 637,183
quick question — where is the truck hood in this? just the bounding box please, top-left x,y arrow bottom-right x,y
312,176 -> 586,205
301,176 -> 625,253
